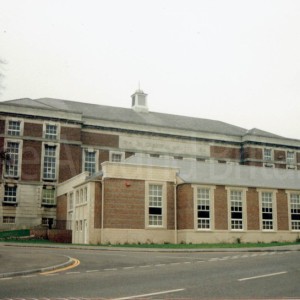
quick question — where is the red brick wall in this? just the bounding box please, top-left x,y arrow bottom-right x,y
177,184 -> 194,230
82,131 -> 119,147
0,136 -> 4,178
48,229 -> 72,243
210,146 -> 240,160
56,194 -> 68,221
23,122 -> 43,137
167,182 -> 175,230
99,150 -> 110,166
94,182 -> 102,229
214,185 -> 228,230
0,119 -> 5,134
277,190 -> 289,230
30,228 -> 72,243
246,188 -> 260,230
103,178 -> 145,229
21,140 -> 42,181
274,150 -> 286,161
59,144 -> 82,182
61,126 -> 81,141
244,147 -> 263,160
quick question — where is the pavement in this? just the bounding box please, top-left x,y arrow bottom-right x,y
0,242 -> 300,279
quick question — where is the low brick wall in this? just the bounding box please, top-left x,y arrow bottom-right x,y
30,229 -> 72,243
30,228 -> 48,239
48,229 -> 72,243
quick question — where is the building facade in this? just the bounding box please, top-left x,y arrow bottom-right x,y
0,90 -> 299,243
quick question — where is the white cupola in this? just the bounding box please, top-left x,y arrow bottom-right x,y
131,88 -> 148,113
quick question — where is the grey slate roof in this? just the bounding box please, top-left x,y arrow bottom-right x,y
125,155 -> 300,190
1,97 -> 283,138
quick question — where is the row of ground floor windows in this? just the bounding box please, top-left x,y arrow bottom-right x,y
146,185 -> 299,232
195,187 -> 300,231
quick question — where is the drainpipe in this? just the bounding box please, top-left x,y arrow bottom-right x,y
101,178 -> 105,244
174,182 -> 178,245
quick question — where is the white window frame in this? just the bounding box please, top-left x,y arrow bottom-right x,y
43,122 -> 60,140
42,143 -> 59,181
145,181 -> 167,228
258,189 -> 277,231
193,185 -> 215,231
263,148 -> 273,162
41,186 -> 56,206
287,191 -> 300,231
286,151 -> 295,165
83,148 -> 98,175
226,187 -> 247,231
3,184 -> 18,204
4,139 -> 22,178
109,151 -> 125,163
3,216 -> 16,224
6,119 -> 23,136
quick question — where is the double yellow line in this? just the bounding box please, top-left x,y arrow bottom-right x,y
40,258 -> 80,275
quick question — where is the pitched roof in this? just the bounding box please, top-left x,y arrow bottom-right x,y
125,155 -> 300,190
244,128 -> 283,139
0,97 -> 259,137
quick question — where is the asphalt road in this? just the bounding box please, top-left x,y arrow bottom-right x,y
0,245 -> 299,299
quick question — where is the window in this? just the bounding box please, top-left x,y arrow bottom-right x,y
69,192 -> 74,210
196,188 -> 211,229
110,151 -> 124,163
75,190 -> 79,205
80,189 -> 83,203
287,151 -> 295,165
45,124 -> 58,140
148,184 -> 163,226
263,148 -> 272,161
261,192 -> 274,230
5,141 -> 20,177
7,120 -> 21,136
230,190 -> 243,230
3,216 -> 15,224
84,187 -> 88,203
42,187 -> 56,205
42,217 -> 55,227
84,150 -> 96,174
4,185 -> 17,203
43,145 -> 57,180
290,193 -> 300,231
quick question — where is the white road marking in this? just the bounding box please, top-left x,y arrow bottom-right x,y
111,288 -> 185,300
123,266 -> 135,270
238,271 -> 287,282
66,271 -> 80,275
0,277 -> 13,280
104,268 -> 118,271
139,265 -> 151,268
86,270 -> 99,273
22,275 -> 37,278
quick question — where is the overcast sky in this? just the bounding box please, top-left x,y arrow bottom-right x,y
0,0 -> 300,139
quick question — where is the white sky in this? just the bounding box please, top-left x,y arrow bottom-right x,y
0,0 -> 300,139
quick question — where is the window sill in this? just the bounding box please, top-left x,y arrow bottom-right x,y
41,204 -> 56,208
2,202 -> 18,207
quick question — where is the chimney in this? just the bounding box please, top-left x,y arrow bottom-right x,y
131,89 -> 148,113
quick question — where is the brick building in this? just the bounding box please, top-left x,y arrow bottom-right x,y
0,90 -> 299,243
